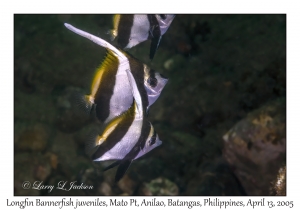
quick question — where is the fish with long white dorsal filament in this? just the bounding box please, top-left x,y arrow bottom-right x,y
64,23 -> 168,124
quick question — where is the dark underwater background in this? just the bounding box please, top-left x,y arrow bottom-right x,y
14,14 -> 286,196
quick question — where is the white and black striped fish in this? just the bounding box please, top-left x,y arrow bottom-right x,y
64,23 -> 168,124
85,69 -> 162,182
111,14 -> 175,60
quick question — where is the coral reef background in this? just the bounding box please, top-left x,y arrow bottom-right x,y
14,14 -> 286,196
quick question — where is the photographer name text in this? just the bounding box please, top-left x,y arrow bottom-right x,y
22,181 -> 93,193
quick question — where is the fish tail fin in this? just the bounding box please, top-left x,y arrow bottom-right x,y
70,90 -> 94,117
115,159 -> 132,183
103,160 -> 121,172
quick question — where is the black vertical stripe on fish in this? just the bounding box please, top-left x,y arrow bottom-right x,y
115,159 -> 132,182
125,52 -> 149,114
93,50 -> 119,122
147,14 -> 161,60
125,120 -> 151,160
149,35 -> 161,60
113,120 -> 151,182
159,14 -> 167,20
91,102 -> 135,160
147,15 -> 160,39
117,15 -> 134,48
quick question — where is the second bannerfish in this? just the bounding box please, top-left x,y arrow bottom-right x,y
111,14 -> 175,60
86,69 -> 162,182
64,23 -> 168,124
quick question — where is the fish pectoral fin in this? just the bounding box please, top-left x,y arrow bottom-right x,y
85,130 -> 104,158
70,91 -> 94,117
103,160 -> 121,172
115,159 -> 132,183
149,35 -> 162,60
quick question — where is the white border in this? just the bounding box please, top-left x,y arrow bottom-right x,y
3,0 -> 299,209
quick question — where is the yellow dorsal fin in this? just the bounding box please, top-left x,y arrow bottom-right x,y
90,49 -> 119,97
100,101 -> 135,141
85,101 -> 136,157
112,14 -> 121,39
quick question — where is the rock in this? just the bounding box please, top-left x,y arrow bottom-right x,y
270,165 -> 286,196
185,158 -> 246,195
51,131 -> 77,160
139,177 -> 179,196
222,98 -> 286,195
14,153 -> 52,195
54,86 -> 92,133
50,131 -> 94,181
44,152 -> 58,169
117,174 -> 137,195
14,90 -> 57,124
34,163 -> 51,181
98,182 -> 112,196
16,123 -> 50,152
102,166 -> 117,185
14,121 -> 35,145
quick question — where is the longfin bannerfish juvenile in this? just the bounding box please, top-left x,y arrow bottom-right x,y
111,14 -> 175,59
64,23 -> 168,123
86,69 -> 162,182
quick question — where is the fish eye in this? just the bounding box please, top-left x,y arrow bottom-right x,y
149,131 -> 157,146
147,77 -> 157,87
149,136 -> 156,146
147,68 -> 158,87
